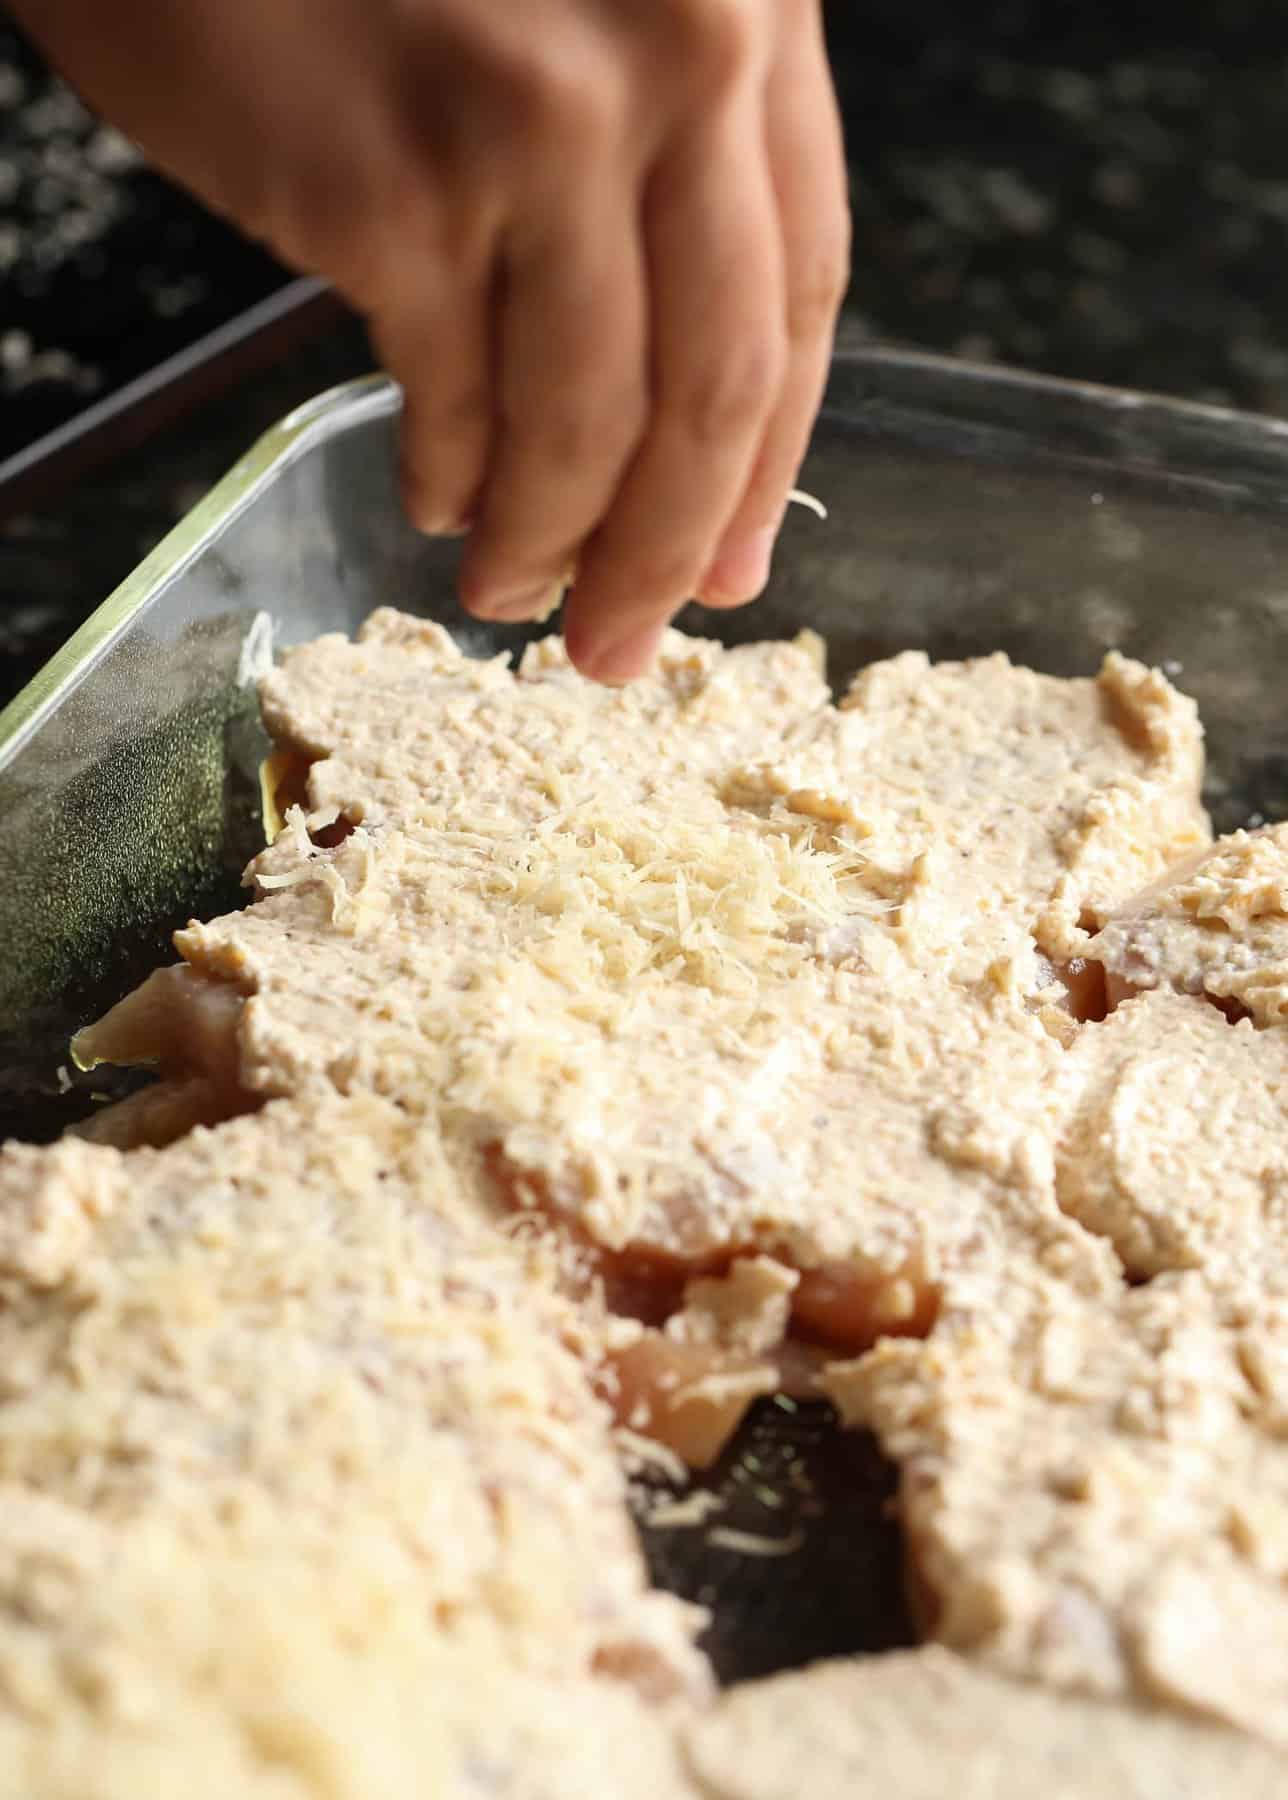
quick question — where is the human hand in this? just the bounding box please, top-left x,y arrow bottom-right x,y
20,0 -> 849,680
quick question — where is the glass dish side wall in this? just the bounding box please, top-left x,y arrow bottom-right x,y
3,350 -> 1288,1137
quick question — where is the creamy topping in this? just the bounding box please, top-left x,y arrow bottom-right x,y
7,611 -> 1288,1789
1090,824 -> 1288,1025
684,1647 -> 1288,1798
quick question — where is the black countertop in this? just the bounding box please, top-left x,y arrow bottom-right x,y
6,3 -> 1288,707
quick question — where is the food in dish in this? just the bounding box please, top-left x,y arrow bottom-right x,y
4,610 -> 1288,1791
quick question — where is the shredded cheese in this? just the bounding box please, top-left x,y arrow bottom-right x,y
613,1428 -> 689,1486
706,1527 -> 806,1558
639,1490 -> 725,1532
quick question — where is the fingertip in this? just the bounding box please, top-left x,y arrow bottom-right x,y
697,522 -> 778,608
400,462 -> 473,539
459,575 -> 564,624
571,618 -> 668,685
410,510 -> 472,540
376,286 -> 494,546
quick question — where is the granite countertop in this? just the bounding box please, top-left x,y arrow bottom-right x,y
5,3 -> 1288,708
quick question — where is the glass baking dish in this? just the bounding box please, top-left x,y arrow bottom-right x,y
5,343 -> 1288,1681
8,344 -> 1288,1129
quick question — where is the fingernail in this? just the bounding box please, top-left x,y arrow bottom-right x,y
409,511 -> 471,539
404,484 -> 473,536
469,582 -> 562,623
698,525 -> 777,606
585,621 -> 666,685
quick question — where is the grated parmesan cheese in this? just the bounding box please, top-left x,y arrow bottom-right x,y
706,1527 -> 805,1559
638,1490 -> 725,1532
787,488 -> 828,520
613,1429 -> 690,1487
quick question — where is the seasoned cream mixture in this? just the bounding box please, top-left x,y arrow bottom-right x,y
3,609 -> 1288,1794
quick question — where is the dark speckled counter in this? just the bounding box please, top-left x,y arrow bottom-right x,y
832,1 -> 1288,411
6,3 -> 1288,707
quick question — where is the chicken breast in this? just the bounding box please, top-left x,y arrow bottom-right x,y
22,609 -> 1288,1790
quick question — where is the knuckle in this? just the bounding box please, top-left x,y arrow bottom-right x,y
558,71 -> 624,147
673,332 -> 784,446
406,380 -> 490,465
271,164 -> 403,304
667,0 -> 761,92
523,399 -> 602,472
511,43 -> 622,146
438,381 -> 492,441
620,543 -> 706,599
789,244 -> 850,338
512,376 -> 645,473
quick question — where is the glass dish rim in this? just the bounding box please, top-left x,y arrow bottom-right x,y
6,343 -> 1288,768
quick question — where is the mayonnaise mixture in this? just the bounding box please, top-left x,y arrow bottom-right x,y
5,609 -> 1288,1793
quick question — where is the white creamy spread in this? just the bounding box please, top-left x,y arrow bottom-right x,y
3,608 -> 1287,1793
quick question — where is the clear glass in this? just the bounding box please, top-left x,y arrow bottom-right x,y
6,346 -> 1288,1118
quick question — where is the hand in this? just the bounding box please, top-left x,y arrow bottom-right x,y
20,0 -> 849,681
